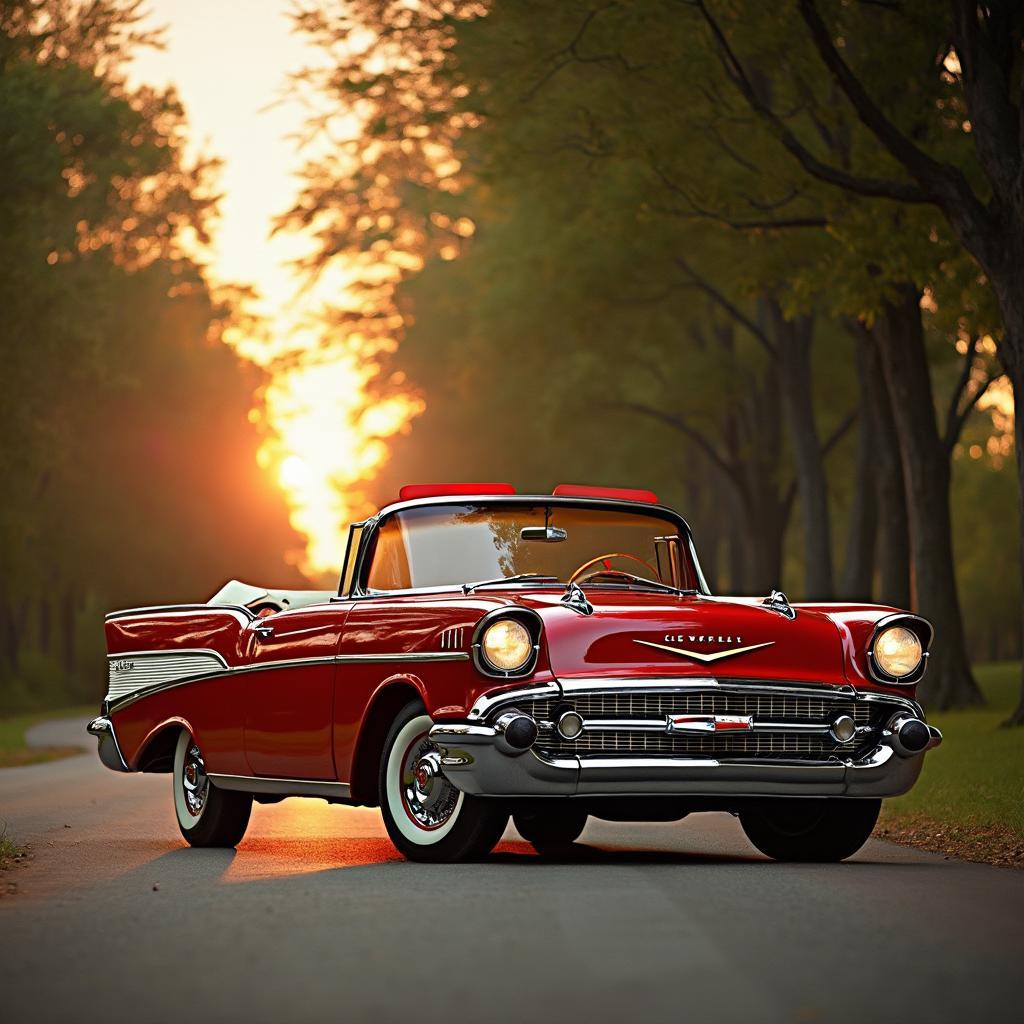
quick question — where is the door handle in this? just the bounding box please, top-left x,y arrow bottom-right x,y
254,623 -> 274,640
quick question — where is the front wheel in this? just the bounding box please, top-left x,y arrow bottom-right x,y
173,730 -> 252,848
739,798 -> 881,863
379,702 -> 509,863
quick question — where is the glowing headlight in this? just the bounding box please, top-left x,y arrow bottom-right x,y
481,619 -> 533,673
873,626 -> 923,678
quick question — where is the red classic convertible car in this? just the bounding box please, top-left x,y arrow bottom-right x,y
89,483 -> 941,862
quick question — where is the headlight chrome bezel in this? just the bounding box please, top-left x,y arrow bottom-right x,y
867,614 -> 932,685
472,608 -> 542,679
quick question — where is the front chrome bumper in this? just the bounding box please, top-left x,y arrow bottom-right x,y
87,716 -> 129,772
428,721 -> 942,799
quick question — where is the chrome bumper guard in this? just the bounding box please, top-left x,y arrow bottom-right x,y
87,716 -> 129,772
428,721 -> 942,799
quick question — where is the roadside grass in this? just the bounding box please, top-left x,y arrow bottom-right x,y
881,662 -> 1024,866
0,823 -> 19,869
0,705 -> 94,768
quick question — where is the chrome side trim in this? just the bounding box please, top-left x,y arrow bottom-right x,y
106,649 -> 470,713
106,604 -> 255,627
334,651 -> 470,664
105,655 -> 340,713
208,773 -> 351,799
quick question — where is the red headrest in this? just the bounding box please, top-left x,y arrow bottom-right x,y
399,483 -> 517,501
552,484 -> 659,504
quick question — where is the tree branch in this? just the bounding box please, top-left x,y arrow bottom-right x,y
688,0 -> 931,203
948,0 -> 1022,204
796,0 -> 989,222
820,409 -> 857,456
942,337 -> 1006,453
609,400 -> 736,478
673,256 -> 777,355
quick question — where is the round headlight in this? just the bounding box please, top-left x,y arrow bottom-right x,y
873,625 -> 923,679
481,618 -> 533,673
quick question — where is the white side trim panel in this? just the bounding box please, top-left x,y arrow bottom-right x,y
106,649 -> 228,701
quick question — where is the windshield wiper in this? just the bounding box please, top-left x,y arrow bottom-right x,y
462,573 -> 559,594
575,572 -> 697,597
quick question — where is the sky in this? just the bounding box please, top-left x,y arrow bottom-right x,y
130,0 -> 315,313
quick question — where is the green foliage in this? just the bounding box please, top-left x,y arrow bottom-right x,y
0,0 -> 302,709
287,1 -> 1019,662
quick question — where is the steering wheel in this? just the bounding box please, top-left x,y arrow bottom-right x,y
569,552 -> 658,585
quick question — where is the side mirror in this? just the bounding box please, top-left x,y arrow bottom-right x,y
520,526 -> 567,543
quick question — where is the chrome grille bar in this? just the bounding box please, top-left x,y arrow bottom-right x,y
498,684 -> 896,761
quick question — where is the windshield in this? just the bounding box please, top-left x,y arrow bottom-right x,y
362,503 -> 701,592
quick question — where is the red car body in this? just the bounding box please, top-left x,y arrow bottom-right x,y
89,485 -> 941,861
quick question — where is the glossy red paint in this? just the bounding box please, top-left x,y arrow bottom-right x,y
552,483 -> 659,504
97,494 -> 927,800
398,483 -> 516,500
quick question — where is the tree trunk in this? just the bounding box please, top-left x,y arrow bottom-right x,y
725,488 -> 747,592
854,323 -> 912,608
840,333 -> 877,600
873,284 -> 982,709
765,301 -> 835,600
61,586 -> 78,673
39,594 -> 51,654
681,453 -> 722,592
0,596 -> 23,674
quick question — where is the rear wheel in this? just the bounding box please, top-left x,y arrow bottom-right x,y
379,702 -> 509,863
739,798 -> 881,863
173,730 -> 252,848
513,806 -> 588,853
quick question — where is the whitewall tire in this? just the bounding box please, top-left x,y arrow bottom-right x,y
173,730 -> 252,848
379,702 -> 508,863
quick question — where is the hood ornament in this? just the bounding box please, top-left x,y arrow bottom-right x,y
561,581 -> 593,616
762,590 -> 796,620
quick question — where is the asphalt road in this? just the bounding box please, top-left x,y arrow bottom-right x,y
2,719 -> 1022,1024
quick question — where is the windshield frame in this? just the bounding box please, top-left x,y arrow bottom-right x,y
342,495 -> 710,599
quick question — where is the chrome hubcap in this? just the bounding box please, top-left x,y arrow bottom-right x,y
401,738 -> 458,830
182,742 -> 208,817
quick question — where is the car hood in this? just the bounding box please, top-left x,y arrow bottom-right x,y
513,590 -> 850,686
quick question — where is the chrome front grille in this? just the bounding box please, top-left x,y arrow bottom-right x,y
510,688 -> 881,761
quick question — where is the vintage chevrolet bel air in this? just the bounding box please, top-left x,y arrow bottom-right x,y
89,483 -> 941,862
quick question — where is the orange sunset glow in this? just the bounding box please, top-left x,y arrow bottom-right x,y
130,0 -> 423,580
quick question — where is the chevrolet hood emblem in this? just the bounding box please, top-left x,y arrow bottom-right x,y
633,639 -> 775,663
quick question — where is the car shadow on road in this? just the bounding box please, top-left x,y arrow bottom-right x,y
70,833 -> 934,901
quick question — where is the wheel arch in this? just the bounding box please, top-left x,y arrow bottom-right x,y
349,678 -> 425,806
134,717 -> 192,773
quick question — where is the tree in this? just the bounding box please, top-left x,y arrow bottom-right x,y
288,0 -> 1015,709
689,0 -> 1024,717
0,0 -> 301,708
